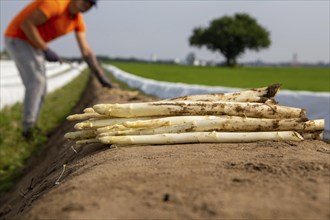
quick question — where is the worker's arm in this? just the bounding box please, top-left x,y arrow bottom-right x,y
20,9 -> 59,61
20,9 -> 48,50
75,31 -> 112,88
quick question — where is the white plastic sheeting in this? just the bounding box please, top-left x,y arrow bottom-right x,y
0,60 -> 86,110
105,65 -> 330,132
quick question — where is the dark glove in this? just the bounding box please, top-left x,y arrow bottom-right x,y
97,74 -> 112,88
43,48 -> 59,62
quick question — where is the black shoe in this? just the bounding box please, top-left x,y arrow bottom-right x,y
22,129 -> 32,140
22,127 -> 42,140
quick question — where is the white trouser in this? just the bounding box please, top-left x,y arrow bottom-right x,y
4,37 -> 47,132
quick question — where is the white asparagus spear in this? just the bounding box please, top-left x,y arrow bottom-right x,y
98,131 -> 303,145
64,130 -> 97,140
74,117 -> 154,129
241,83 -> 281,98
97,116 -> 217,133
98,124 -> 134,133
167,94 -> 274,103
165,83 -> 281,102
93,101 -> 306,119
123,116 -> 322,130
96,124 -> 143,134
97,118 -> 324,136
96,116 -> 222,133
83,107 -> 95,113
238,83 -> 281,98
188,118 -> 324,132
97,123 -> 195,137
67,113 -> 108,121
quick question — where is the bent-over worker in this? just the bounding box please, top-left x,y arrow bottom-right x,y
4,0 -> 112,138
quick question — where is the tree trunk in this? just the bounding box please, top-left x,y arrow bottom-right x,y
225,57 -> 237,67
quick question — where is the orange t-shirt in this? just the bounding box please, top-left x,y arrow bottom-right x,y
5,0 -> 86,43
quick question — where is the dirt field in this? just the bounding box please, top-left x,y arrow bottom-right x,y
0,76 -> 329,220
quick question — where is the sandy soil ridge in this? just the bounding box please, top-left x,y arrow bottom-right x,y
0,76 -> 329,219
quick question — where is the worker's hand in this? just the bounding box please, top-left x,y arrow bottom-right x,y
43,48 -> 59,62
82,55 -> 112,88
97,75 -> 112,88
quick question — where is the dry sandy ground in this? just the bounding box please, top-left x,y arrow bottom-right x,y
0,76 -> 329,220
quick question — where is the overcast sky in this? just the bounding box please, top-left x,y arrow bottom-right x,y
1,0 -> 329,63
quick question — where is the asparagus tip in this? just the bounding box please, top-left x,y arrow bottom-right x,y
265,83 -> 282,98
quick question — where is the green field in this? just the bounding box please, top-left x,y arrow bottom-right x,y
108,62 -> 330,92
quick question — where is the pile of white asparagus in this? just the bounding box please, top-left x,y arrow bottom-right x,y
64,84 -> 324,145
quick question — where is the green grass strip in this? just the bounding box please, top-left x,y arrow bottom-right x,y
0,70 -> 89,196
109,61 -> 330,92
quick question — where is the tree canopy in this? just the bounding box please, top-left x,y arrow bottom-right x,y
189,13 -> 271,67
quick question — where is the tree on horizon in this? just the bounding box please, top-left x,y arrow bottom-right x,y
189,13 -> 271,67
